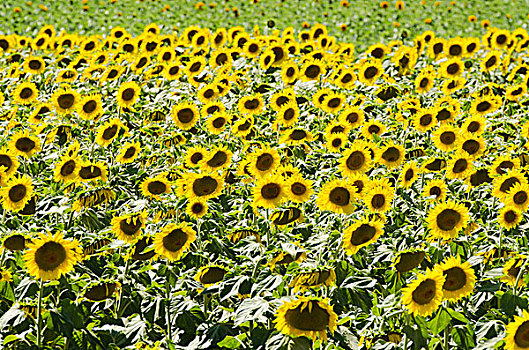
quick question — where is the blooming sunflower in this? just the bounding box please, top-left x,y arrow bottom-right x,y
171,102 -> 199,130
316,179 -> 357,214
300,59 -> 325,82
339,106 -> 364,129
140,176 -> 171,200
343,217 -> 383,254
446,153 -> 473,180
78,94 -> 103,120
116,141 -> 141,164
154,223 -> 196,261
400,161 -> 420,188
116,81 -> 141,109
0,174 -> 34,212
252,173 -> 286,209
505,310 -> 529,350
505,183 -> 529,212
95,118 -> 125,147
248,146 -> 281,178
52,86 -> 80,115
435,256 -> 476,301
285,173 -> 314,203
8,130 -> 41,158
498,206 -> 523,230
205,112 -> 231,135
184,146 -> 208,168
238,94 -> 264,116
0,148 -> 19,178
376,142 -> 405,169
53,155 -> 80,183
502,256 -> 527,289
200,146 -> 232,172
470,95 -> 501,116
111,211 -> 147,243
274,297 -> 338,342
77,161 -> 108,183
439,58 -> 464,78
413,108 -> 436,133
457,133 -> 485,160
492,169 -> 528,199
364,185 -> 394,213
427,200 -> 470,240
358,60 -> 383,85
401,268 -> 445,317
12,82 -> 39,105
23,231 -> 81,280
186,199 -> 208,220
432,124 -> 459,152
339,142 -> 372,176
277,101 -> 300,127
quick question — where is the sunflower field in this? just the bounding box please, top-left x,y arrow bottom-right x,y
3,1 -> 529,350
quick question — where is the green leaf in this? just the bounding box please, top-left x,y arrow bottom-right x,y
428,308 -> 452,336
217,334 -> 247,349
499,290 -> 528,316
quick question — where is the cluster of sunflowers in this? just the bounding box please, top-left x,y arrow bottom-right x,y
2,20 -> 529,349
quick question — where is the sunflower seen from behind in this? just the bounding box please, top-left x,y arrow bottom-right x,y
23,231 -> 81,280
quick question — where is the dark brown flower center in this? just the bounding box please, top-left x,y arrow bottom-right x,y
102,125 -> 118,140
256,153 -> 274,171
261,183 -> 281,199
177,108 -> 194,123
284,301 -> 330,331
121,88 -> 135,101
15,137 -> 36,152
162,229 -> 188,252
244,99 -> 260,110
20,87 -> 34,99
371,194 -> 386,209
430,186 -> 441,197
35,241 -> 67,271
382,147 -> 401,163
3,234 -> 26,251
515,321 -> 529,348
443,267 -> 467,291
476,101 -> 491,112
412,279 -> 436,305
350,223 -> 376,245
346,151 -> 365,170
124,147 -> 136,158
29,60 -> 42,70
463,140 -> 480,155
120,216 -> 142,236
85,283 -> 117,301
305,65 -> 321,78
291,182 -> 306,195
191,202 -> 204,214
364,66 -> 378,79
500,177 -> 520,194
147,180 -> 167,195
404,169 -> 414,181
58,93 -> 75,109
60,160 -> 76,176
453,159 -> 468,173
329,187 -> 350,206
420,114 -> 433,126
327,98 -> 341,108
440,131 -> 456,145
199,267 -> 226,284
436,208 -> 461,231
446,63 -> 460,75
193,176 -> 218,196
79,166 -> 102,179
206,151 -> 228,168
514,191 -> 528,205
83,100 -> 97,114
9,184 -> 26,202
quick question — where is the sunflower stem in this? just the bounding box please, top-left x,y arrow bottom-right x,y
116,258 -> 131,317
37,278 -> 44,348
443,323 -> 451,350
166,280 -> 173,344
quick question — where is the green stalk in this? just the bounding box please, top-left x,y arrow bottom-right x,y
166,280 -> 173,345
37,279 -> 44,347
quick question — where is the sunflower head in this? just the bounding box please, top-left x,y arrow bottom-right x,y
435,256 -> 476,301
401,268 -> 445,317
154,223 -> 196,261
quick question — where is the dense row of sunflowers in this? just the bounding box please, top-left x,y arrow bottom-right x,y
1,21 -> 529,349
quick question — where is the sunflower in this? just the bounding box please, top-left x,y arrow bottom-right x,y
339,142 -> 372,176
8,130 -> 41,158
413,108 -> 436,132
334,68 -> 356,89
116,141 -> 141,164
470,95 -> 501,116
300,59 -> 325,82
285,173 -> 314,203
457,133 -> 485,160
276,101 -> 299,127
492,170 -> 528,199
52,86 -> 80,115
339,106 -> 364,129
184,146 -> 208,168
326,133 -> 347,152
415,71 -> 435,94
53,156 -> 80,183
77,161 -> 108,183
154,223 -> 196,261
12,82 -> 38,105
140,176 -> 171,200
376,142 -> 405,170
248,146 -> 281,178
393,250 -> 426,273
0,174 -> 34,212
195,265 -> 228,287
205,112 -> 230,135
401,268 -> 445,317
281,62 -> 299,84
0,270 -> 12,283
186,199 -> 208,220
498,206 -> 523,230
358,60 -> 383,85
400,161 -> 420,188
28,103 -> 52,124
435,256 -> 476,301
23,231 -> 81,280
23,56 -> 46,75
200,145 -> 232,172
431,124 -> 458,152
252,173 -> 286,209
446,153 -> 473,180
111,211 -> 147,243
505,183 -> 529,212
290,268 -> 336,293
95,118 -> 124,147
364,185 -> 394,213
321,92 -> 345,114
442,77 -> 466,95
343,217 -> 383,254
78,94 -> 103,120
462,115 -> 486,135
427,200 -> 470,240
274,297 -> 338,342
184,172 -> 224,200
171,102 -> 199,130
316,179 -> 356,214
101,65 -> 125,82
502,256 -> 527,288
361,119 -> 386,139
238,94 -> 264,116
0,148 -> 20,177
505,310 -> 529,350
117,81 -> 141,109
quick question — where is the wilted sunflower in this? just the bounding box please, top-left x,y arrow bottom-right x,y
290,268 -> 336,293
0,270 -> 12,283
252,173 -> 286,209
154,223 -> 196,261
274,297 -> 337,342
316,179 -> 356,214
12,82 -> 39,105
498,206 -> 523,230
0,174 -> 34,212
343,217 -> 383,254
427,200 -> 470,240
504,310 -> 529,350
435,256 -> 476,301
171,102 -> 199,130
401,268 -> 445,317
116,81 -> 141,108
141,176 -> 171,200
23,231 -> 81,280
8,130 -> 41,158
195,265 -> 228,287
111,211 -> 147,243
78,94 -> 103,120
393,249 -> 426,274
492,169 -> 528,199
